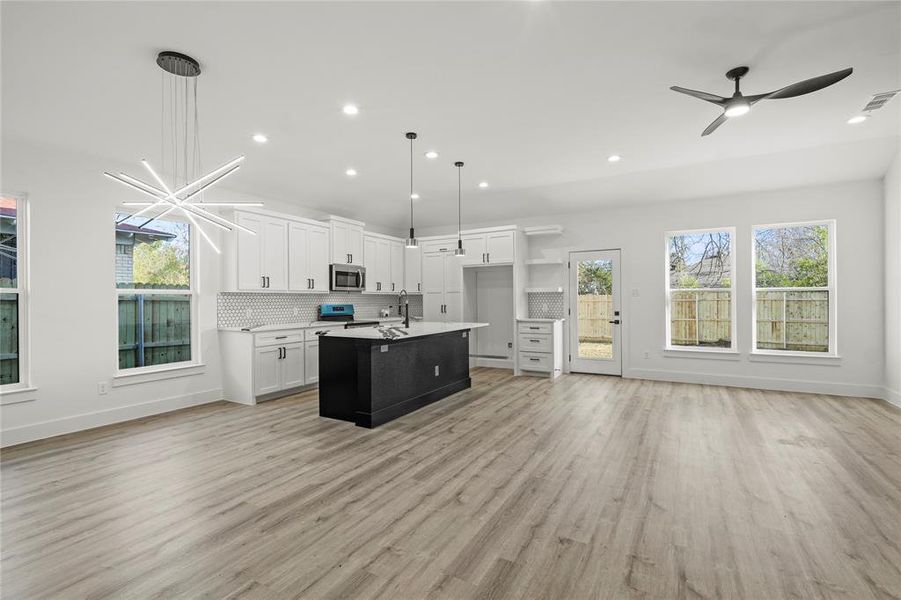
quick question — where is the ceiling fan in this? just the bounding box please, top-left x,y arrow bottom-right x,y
671,66 -> 853,136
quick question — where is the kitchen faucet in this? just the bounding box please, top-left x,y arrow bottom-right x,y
397,289 -> 410,328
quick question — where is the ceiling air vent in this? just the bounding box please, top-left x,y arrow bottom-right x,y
861,90 -> 900,112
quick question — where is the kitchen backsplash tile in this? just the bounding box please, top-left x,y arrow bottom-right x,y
218,292 -> 423,328
528,291 -> 565,319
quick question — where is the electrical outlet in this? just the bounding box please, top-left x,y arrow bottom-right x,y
434,365 -> 440,376
245,308 -> 253,320
293,307 -> 299,317
98,381 -> 109,395
632,288 -> 640,297
643,351 -> 650,359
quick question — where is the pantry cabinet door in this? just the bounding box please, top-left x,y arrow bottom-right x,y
308,225 -> 330,292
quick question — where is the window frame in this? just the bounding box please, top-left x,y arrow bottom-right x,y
751,219 -> 837,358
113,210 -> 201,377
664,226 -> 738,353
0,193 -> 31,397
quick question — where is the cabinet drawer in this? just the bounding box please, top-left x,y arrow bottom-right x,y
517,322 -> 552,335
255,331 -> 304,347
519,351 -> 552,372
304,326 -> 343,341
518,333 -> 552,353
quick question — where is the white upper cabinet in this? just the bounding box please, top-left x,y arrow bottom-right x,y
329,217 -> 364,265
288,221 -> 330,292
363,233 -> 402,293
363,235 -> 380,293
404,245 -> 422,293
236,212 -> 288,291
421,249 -> 463,322
458,229 -> 515,265
389,240 -> 404,293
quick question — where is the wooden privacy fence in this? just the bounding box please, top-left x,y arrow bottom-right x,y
581,290 -> 828,352
0,294 -> 18,385
577,295 -> 614,342
118,294 -> 192,369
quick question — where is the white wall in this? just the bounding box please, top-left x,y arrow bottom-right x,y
885,151 -> 901,407
422,179 -> 886,399
0,140 -> 401,446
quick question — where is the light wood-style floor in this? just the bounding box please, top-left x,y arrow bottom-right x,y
3,369 -> 900,599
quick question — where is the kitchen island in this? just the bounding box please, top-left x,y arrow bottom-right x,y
319,322 -> 488,428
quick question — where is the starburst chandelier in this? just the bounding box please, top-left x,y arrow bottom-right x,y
105,51 -> 261,253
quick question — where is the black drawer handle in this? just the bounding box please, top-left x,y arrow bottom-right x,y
529,358 -> 540,361
529,339 -> 541,343
275,335 -> 288,339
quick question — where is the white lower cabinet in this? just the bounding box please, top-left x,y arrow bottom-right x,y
516,319 -> 563,379
304,340 -> 320,385
254,341 -> 304,396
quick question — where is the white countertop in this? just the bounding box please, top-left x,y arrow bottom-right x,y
517,318 -> 565,322
219,317 -> 408,333
322,321 -> 489,340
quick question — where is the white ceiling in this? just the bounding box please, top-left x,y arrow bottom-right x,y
2,1 -> 899,230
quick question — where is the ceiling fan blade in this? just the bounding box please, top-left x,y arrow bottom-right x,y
701,113 -> 728,136
670,86 -> 727,105
759,67 -> 853,101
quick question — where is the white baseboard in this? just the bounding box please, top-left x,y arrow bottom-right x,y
473,357 -> 514,370
883,386 -> 901,408
0,388 -> 223,447
624,368 -> 884,400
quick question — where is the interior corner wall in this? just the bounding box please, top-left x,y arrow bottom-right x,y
884,150 -> 901,407
420,178 -> 886,399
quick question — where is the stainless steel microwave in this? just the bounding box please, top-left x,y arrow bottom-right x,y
330,264 -> 366,292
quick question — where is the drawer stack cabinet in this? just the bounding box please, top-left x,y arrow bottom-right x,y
517,319 -> 563,379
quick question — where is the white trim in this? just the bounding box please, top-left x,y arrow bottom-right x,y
0,386 -> 38,405
113,362 -> 206,386
624,368 -> 883,400
663,347 -> 740,360
749,351 -> 841,365
883,387 -> 901,409
0,192 -> 29,393
664,227 -> 737,351
751,220 -> 836,355
0,387 -> 223,447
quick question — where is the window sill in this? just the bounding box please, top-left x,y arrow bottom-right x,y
749,352 -> 841,366
663,348 -> 740,360
0,386 -> 38,405
113,363 -> 206,387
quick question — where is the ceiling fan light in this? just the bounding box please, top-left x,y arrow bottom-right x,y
724,101 -> 750,118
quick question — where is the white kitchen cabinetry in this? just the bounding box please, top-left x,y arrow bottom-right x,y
253,341 -> 304,396
516,319 -> 563,379
389,241 -> 404,293
404,245 -> 422,293
288,222 -> 330,292
236,213 -> 289,290
460,229 -> 515,265
364,233 -> 404,294
329,216 -> 364,265
422,246 -> 464,322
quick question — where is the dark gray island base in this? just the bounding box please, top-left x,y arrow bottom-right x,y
319,325 -> 482,428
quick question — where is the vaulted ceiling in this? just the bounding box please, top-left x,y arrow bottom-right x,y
3,1 -> 899,229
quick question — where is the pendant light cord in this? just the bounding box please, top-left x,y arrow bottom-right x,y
409,135 -> 414,228
457,165 -> 462,239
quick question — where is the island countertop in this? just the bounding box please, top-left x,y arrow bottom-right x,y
322,321 -> 488,340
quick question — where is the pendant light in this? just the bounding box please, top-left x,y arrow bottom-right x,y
404,132 -> 419,248
454,161 -> 466,257
105,51 -> 261,254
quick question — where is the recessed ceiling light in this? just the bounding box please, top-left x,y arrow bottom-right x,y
847,114 -> 868,124
607,154 -> 622,163
345,168 -> 357,177
342,104 -> 359,116
411,193 -> 420,200
424,151 -> 439,159
252,133 -> 268,143
478,182 -> 489,189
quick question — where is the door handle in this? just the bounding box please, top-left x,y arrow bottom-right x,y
261,276 -> 265,289
609,319 -> 621,324
486,253 -> 490,263
482,253 -> 485,263
417,282 -> 421,291
311,278 -> 315,289
349,253 -> 353,264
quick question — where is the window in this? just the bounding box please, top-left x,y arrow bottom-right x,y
115,213 -> 195,371
1,195 -> 27,388
753,221 -> 835,355
666,228 -> 735,350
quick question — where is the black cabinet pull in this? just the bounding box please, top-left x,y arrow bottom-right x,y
529,339 -> 540,343
487,253 -> 490,263
529,357 -> 539,362
311,278 -> 315,289
275,335 -> 287,339
609,319 -> 621,324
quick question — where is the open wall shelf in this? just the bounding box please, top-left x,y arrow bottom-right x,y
525,287 -> 564,293
525,258 -> 564,266
523,225 -> 564,236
